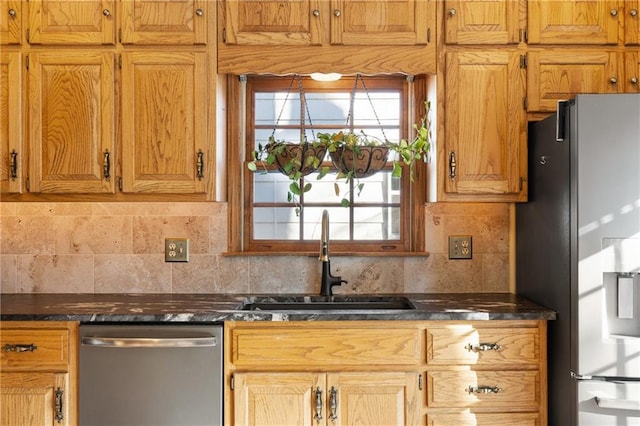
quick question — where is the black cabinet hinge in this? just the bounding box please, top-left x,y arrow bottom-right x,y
520,54 -> 527,69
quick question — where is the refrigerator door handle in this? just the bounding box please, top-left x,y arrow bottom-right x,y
596,397 -> 640,411
572,371 -> 640,383
555,100 -> 569,141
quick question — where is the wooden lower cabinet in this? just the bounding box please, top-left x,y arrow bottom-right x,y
225,320 -> 548,426
0,321 -> 78,426
233,371 -> 418,426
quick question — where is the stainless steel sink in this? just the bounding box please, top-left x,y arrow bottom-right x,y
240,296 -> 416,311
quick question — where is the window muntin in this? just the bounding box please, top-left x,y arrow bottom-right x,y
246,76 -> 411,252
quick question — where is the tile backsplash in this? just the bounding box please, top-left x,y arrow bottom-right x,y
0,202 -> 510,294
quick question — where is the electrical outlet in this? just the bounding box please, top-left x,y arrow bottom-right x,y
449,235 -> 472,259
165,238 -> 189,262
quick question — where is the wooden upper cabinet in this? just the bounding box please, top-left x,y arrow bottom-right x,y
528,0 -> 619,45
1,51 -> 22,194
0,0 -> 21,44
330,0 -> 431,45
625,0 -> 640,45
223,0 -> 323,45
444,0 -> 523,45
625,51 -> 640,92
27,0 -> 115,45
443,51 -> 527,201
120,51 -> 208,194
223,0 -> 433,46
28,52 -> 115,193
526,50 -> 622,112
119,0 -> 207,45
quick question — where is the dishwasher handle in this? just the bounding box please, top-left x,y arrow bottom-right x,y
81,336 -> 217,348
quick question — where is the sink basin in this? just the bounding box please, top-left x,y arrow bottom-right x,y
240,296 -> 416,311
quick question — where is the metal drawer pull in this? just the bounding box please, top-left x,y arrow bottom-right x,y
4,343 -> 38,352
465,342 -> 502,352
467,386 -> 501,394
329,386 -> 338,422
313,387 -> 323,423
55,387 -> 64,423
81,336 -> 217,348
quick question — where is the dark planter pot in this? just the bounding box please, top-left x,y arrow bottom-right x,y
267,143 -> 327,177
330,146 -> 390,178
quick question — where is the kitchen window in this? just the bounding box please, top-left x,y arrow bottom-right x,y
232,75 -> 427,254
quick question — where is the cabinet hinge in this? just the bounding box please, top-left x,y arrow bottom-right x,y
118,177 -> 123,191
427,28 -> 431,44
418,373 -> 423,391
118,55 -> 122,69
25,54 -> 29,70
519,28 -> 528,43
230,375 -> 235,390
520,54 -> 527,69
118,28 -> 122,44
222,28 -> 227,43
523,96 -> 528,111
520,176 -> 524,192
26,177 -> 30,192
25,28 -> 29,43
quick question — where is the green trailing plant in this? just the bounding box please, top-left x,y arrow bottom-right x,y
248,100 -> 433,208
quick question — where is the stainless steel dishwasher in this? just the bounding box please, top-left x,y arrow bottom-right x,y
79,324 -> 223,426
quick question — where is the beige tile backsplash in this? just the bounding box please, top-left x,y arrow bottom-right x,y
0,202 -> 511,294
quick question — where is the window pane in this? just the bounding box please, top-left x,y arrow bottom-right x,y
353,207 -> 401,240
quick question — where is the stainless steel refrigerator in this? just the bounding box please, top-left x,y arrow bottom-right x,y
517,94 -> 640,426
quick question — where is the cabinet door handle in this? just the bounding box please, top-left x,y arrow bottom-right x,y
3,343 -> 37,352
102,9 -> 110,17
103,150 -> 111,180
196,150 -> 204,180
55,387 -> 64,423
333,9 -> 341,17
329,386 -> 338,422
631,9 -> 639,17
631,77 -> 638,85
8,8 -> 16,17
196,8 -> 203,16
448,8 -> 457,16
313,387 -> 323,423
610,77 -> 618,84
467,385 -> 501,394
448,151 -> 457,179
610,9 -> 619,17
10,150 -> 18,179
313,9 -> 320,17
465,342 -> 502,352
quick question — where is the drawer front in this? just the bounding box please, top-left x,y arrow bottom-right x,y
427,326 -> 539,365
1,328 -> 70,370
229,327 -> 421,368
427,370 -> 540,411
427,412 -> 540,426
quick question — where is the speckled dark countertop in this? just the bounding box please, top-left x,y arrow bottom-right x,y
0,293 -> 556,322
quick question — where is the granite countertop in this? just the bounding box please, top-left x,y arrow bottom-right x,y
0,293 -> 556,322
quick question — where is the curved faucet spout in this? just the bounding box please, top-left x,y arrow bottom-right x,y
319,210 -> 346,297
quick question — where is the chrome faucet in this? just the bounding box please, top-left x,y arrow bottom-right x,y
319,210 -> 347,297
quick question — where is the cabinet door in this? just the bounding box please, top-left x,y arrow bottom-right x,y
625,51 -> 640,92
120,51 -> 208,193
330,0 -> 432,45
625,0 -> 640,45
444,0 -> 523,45
233,372 -> 324,426
28,52 -> 115,193
0,0 -> 21,44
527,50 -> 622,112
0,372 -> 70,426
427,412 -> 540,426
120,0 -> 207,45
1,51 -> 22,193
528,0 -> 619,45
27,0 -> 115,45
327,372 -> 420,426
223,0 -> 323,45
443,51 -> 527,200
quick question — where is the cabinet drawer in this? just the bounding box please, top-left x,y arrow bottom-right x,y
427,370 -> 540,411
229,326 -> 421,368
1,328 -> 70,370
427,326 -> 539,365
427,412 -> 540,426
